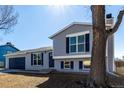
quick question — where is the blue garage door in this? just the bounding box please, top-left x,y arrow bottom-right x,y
9,57 -> 25,69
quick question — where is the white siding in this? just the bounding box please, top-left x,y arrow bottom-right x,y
5,54 -> 26,69
54,59 -> 90,73
5,51 -> 51,70
25,52 -> 50,70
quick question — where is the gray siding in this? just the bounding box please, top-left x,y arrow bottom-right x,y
53,24 -> 92,56
52,24 -> 115,72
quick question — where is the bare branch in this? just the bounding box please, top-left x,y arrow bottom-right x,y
107,10 -> 124,36
0,6 -> 18,33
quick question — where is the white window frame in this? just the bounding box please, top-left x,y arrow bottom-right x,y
32,52 -> 42,66
77,35 -> 85,53
83,60 -> 91,70
64,61 -> 71,69
68,31 -> 90,54
69,36 -> 77,53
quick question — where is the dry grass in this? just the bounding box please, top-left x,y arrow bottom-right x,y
0,72 -> 124,88
0,73 -> 49,88
0,72 -> 88,88
107,73 -> 124,88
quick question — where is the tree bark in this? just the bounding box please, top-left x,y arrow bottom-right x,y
87,5 -> 124,88
106,10 -> 124,36
89,5 -> 107,87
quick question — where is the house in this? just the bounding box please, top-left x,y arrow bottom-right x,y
49,22 -> 115,73
0,42 -> 19,67
5,47 -> 54,70
5,15 -> 115,73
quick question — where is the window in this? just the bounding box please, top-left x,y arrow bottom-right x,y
64,61 -> 71,69
69,37 -> 76,53
78,35 -> 84,43
79,61 -> 83,69
83,60 -> 91,70
78,35 -> 85,52
70,37 -> 76,44
69,33 -> 90,53
32,53 -> 42,65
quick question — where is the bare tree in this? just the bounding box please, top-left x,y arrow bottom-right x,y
88,5 -> 124,87
0,6 -> 18,33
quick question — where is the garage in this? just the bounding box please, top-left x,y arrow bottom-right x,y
9,57 -> 25,69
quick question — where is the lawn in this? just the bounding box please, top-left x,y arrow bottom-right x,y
0,72 -> 88,88
0,72 -> 49,88
0,72 -> 124,88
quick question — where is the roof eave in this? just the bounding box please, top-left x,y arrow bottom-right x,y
5,46 -> 53,57
49,22 -> 92,39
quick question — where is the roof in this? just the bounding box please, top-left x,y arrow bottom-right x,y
49,22 -> 92,39
5,46 -> 53,56
0,44 -> 19,51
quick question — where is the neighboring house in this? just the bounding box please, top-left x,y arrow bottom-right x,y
5,47 -> 54,70
5,15 -> 115,73
0,42 -> 19,67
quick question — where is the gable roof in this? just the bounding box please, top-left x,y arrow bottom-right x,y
49,22 -> 92,39
5,46 -> 53,56
0,44 -> 20,51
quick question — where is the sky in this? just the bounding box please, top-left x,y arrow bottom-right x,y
0,5 -> 124,58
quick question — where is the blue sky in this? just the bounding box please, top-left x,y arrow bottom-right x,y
0,5 -> 124,58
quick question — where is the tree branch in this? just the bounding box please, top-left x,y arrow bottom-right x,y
0,6 -> 18,33
0,27 -> 8,29
106,10 -> 124,36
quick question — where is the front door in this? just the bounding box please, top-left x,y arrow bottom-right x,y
49,52 -> 54,68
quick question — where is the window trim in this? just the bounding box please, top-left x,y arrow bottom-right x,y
68,32 -> 90,53
64,61 -> 71,69
69,36 -> 77,53
79,60 -> 91,71
32,52 -> 42,66
83,60 -> 91,70
66,31 -> 89,37
78,35 -> 85,52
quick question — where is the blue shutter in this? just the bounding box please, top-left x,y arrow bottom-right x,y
41,53 -> 43,65
66,37 -> 69,53
31,53 -> 33,65
71,61 -> 74,69
79,61 -> 83,69
85,34 -> 90,52
61,61 -> 64,69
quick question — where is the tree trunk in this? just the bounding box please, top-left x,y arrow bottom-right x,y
89,5 -> 107,87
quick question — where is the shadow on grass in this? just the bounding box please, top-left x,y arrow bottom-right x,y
7,71 -> 89,88
8,72 -> 89,88
36,72 -> 88,88
36,73 -> 124,88
3,70 -> 124,88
